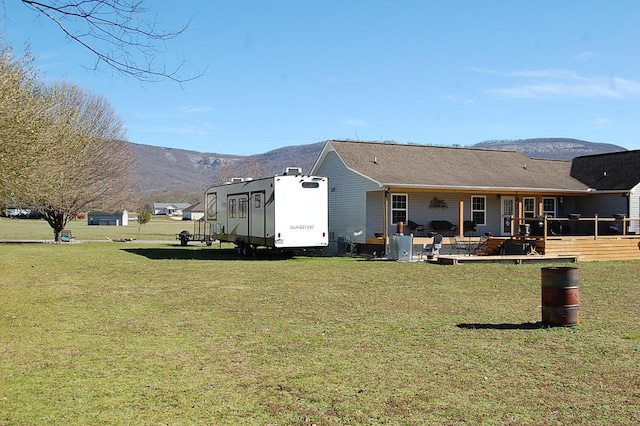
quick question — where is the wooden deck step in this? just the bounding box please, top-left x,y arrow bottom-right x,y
435,254 -> 578,265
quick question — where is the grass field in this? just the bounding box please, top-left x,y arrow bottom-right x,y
0,216 -> 195,242
1,219 -> 639,425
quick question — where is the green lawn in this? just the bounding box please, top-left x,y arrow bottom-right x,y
0,215 -> 195,242
1,221 -> 639,424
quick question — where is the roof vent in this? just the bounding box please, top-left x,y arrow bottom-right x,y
230,177 -> 244,183
284,167 -> 302,175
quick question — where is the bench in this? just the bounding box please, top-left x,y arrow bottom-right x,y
429,220 -> 457,236
60,229 -> 74,242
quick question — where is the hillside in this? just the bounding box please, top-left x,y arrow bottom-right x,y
131,138 -> 627,201
474,138 -> 625,160
130,141 -> 324,201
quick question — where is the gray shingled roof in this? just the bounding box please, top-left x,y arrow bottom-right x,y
324,140 -> 590,192
571,150 -> 640,190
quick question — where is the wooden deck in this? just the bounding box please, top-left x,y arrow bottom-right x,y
541,236 -> 640,261
435,254 -> 578,265
369,223 -> 640,262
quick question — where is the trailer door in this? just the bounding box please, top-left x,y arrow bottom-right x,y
250,191 -> 266,245
227,193 -> 249,239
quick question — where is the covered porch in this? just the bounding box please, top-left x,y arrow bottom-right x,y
366,215 -> 640,262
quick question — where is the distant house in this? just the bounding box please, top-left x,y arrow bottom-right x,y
152,203 -> 192,216
310,140 -> 639,256
182,202 -> 205,221
87,210 -> 129,226
4,207 -> 30,218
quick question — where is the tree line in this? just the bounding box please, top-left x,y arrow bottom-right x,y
1,1 -> 198,241
0,42 -> 133,241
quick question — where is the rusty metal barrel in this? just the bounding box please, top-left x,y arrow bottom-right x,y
541,266 -> 580,326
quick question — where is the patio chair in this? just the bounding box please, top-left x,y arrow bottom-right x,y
453,236 -> 471,254
463,220 -> 477,236
407,220 -> 425,236
472,232 -> 493,255
424,233 -> 443,260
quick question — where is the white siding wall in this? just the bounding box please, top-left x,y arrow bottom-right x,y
315,151 -> 379,247
365,191 -> 383,237
484,195 -> 502,236
630,184 -> 640,234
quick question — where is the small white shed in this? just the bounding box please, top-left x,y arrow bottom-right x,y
87,210 -> 129,226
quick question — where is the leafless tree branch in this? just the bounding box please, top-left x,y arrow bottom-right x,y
18,0 -> 203,82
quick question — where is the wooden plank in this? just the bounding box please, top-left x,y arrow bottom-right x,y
435,254 -> 577,265
543,238 -> 640,261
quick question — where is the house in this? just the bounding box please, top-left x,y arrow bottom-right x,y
569,150 -> 640,234
310,140 -> 640,260
182,202 -> 205,221
152,203 -> 192,216
87,210 -> 129,226
4,207 -> 38,218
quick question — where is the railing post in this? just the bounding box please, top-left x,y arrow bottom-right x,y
594,214 -> 598,240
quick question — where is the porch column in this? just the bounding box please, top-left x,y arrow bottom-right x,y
383,188 -> 389,253
458,198 -> 464,237
538,198 -> 543,218
517,198 -> 523,224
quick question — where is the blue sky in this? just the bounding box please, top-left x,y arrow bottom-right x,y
2,1 -> 639,155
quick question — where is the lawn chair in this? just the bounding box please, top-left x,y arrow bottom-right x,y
424,233 -> 443,260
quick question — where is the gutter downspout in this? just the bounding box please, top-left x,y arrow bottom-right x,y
383,187 -> 389,257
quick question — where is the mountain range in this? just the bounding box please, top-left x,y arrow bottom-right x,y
131,138 -> 626,204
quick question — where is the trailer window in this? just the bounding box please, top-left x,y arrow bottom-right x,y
254,194 -> 261,208
206,192 -> 217,220
302,182 -> 319,188
229,198 -> 236,218
239,197 -> 247,218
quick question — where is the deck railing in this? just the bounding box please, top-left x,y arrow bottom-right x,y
505,215 -> 640,241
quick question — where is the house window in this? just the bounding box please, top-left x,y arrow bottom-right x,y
239,197 -> 248,218
542,197 -> 556,217
523,197 -> 536,218
229,198 -> 237,218
471,196 -> 486,226
391,194 -> 407,224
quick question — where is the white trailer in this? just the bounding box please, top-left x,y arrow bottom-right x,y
204,168 -> 329,255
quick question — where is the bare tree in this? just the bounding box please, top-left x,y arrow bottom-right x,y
136,209 -> 151,237
241,159 -> 267,180
0,42 -> 47,196
17,82 -> 134,241
214,161 -> 237,185
13,0 -> 202,82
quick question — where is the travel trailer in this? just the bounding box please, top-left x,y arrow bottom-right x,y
204,168 -> 329,255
